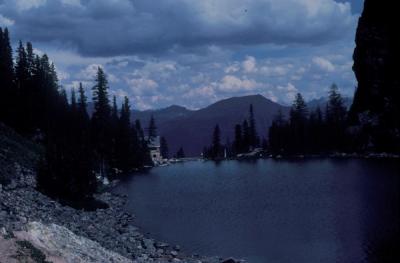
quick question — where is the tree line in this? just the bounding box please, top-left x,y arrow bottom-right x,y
203,84 -> 360,160
203,104 -> 260,159
0,28 -> 152,204
268,84 -> 349,155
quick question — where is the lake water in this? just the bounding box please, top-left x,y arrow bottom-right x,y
113,159 -> 400,263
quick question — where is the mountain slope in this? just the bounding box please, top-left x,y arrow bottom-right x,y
133,95 -> 289,156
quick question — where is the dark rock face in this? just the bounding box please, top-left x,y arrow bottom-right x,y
350,0 -> 400,151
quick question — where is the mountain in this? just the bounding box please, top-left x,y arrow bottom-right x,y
133,95 -> 289,157
132,105 -> 193,127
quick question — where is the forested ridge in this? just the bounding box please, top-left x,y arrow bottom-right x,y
1,27 -> 151,204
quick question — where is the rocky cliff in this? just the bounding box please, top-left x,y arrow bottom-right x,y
350,0 -> 400,151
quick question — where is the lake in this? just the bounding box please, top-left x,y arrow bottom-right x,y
113,158 -> 400,263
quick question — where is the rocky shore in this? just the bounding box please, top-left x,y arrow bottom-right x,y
0,165 -> 241,263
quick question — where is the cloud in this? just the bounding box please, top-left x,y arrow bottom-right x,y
1,0 -> 357,57
242,56 -> 257,73
260,65 -> 288,77
224,63 -> 240,73
0,14 -> 14,26
218,75 -> 259,92
126,77 -> 159,96
312,56 -> 335,72
14,0 -> 47,11
76,64 -> 103,80
277,82 -> 298,102
1,0 -> 360,110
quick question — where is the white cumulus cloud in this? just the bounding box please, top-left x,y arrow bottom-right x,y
312,57 -> 335,72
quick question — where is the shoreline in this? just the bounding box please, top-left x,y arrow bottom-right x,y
201,152 -> 400,162
0,167 -> 241,263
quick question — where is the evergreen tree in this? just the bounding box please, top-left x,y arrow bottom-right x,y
78,82 -> 89,121
289,93 -> 308,153
0,27 -> 15,125
268,110 -> 289,154
242,120 -> 250,152
326,84 -> 347,124
147,115 -> 157,139
1,28 -> 106,205
92,67 -> 110,122
176,147 -> 185,159
134,119 -> 151,166
308,106 -> 325,153
326,84 -> 347,151
110,95 -> 119,168
70,88 -> 77,111
211,124 -> 222,159
91,67 -> 111,177
160,136 -> 169,159
111,95 -> 118,122
115,96 -> 132,172
26,42 -> 35,76
233,124 -> 243,154
248,104 -> 259,148
135,119 -> 145,141
14,41 -> 30,132
15,41 -> 29,88
290,93 -> 308,123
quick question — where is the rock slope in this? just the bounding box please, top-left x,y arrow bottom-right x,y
0,171 -> 228,263
1,122 -> 241,263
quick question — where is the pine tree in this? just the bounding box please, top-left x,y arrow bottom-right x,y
147,115 -> 157,139
78,82 -> 89,121
326,84 -> 347,151
268,110 -> 288,154
176,147 -> 185,159
160,136 -> 169,159
26,42 -> 35,77
115,96 -> 132,172
290,93 -> 308,123
92,67 -> 110,122
91,67 -> 111,177
248,104 -> 259,148
0,27 -> 15,125
211,124 -> 222,159
15,41 -> 29,88
70,88 -> 77,111
288,93 -> 308,153
308,106 -> 325,153
135,119 -> 145,141
242,120 -> 250,152
234,124 -> 243,154
111,95 -> 118,122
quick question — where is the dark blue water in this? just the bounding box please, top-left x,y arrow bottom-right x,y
113,159 -> 400,263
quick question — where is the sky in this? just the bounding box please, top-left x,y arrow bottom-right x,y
0,0 -> 364,110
